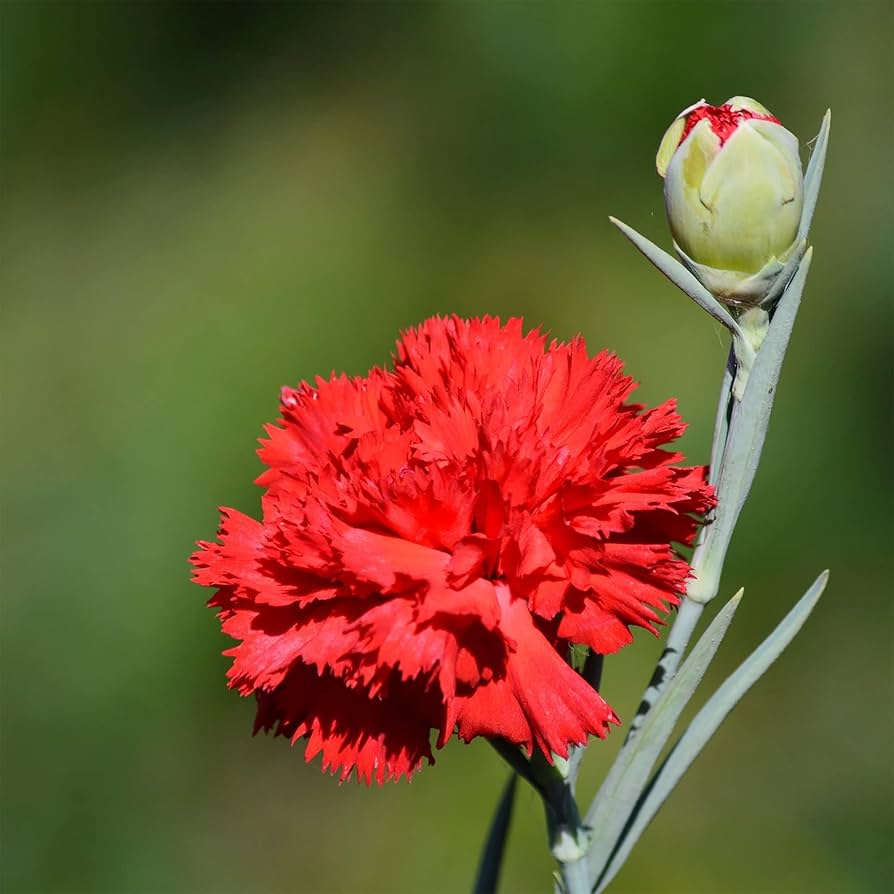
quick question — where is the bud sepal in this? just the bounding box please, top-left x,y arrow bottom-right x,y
672,237 -> 798,309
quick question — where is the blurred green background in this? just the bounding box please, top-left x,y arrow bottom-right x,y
2,3 -> 892,892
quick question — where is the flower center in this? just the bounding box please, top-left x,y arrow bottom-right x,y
679,103 -> 779,147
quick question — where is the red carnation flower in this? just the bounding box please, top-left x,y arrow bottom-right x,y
191,316 -> 713,784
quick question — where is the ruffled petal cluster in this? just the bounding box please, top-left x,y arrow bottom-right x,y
191,316 -> 713,783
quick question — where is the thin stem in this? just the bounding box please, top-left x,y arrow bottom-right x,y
566,652 -> 605,788
623,353 -> 737,745
537,766 -> 591,894
708,346 -> 736,483
557,853 -> 590,894
622,597 -> 703,745
488,738 -> 543,796
488,741 -> 592,893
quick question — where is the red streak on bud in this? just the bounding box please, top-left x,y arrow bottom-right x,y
679,104 -> 780,147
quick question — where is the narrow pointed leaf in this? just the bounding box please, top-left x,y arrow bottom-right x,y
761,239 -> 807,309
473,773 -> 518,894
609,217 -> 745,338
593,570 -> 828,894
798,111 -> 831,244
705,248 -> 813,571
585,589 -> 743,879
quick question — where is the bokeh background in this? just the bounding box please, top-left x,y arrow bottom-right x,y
3,3 -> 892,893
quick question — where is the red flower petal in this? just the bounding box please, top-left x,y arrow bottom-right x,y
452,583 -> 619,756
254,662 -> 437,785
191,316 -> 713,782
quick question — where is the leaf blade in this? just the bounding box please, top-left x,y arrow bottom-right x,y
472,773 -> 518,894
593,570 -> 829,893
584,589 -> 743,879
799,110 -> 831,244
609,217 -> 744,337
703,248 -> 813,574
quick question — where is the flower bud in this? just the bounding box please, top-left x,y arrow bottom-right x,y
656,97 -> 803,306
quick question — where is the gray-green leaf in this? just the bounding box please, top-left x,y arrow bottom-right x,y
593,570 -> 829,893
798,110 -> 831,244
584,589 -> 743,880
608,217 -> 746,339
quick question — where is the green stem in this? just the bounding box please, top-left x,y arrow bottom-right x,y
556,853 -> 590,894
539,770 -> 590,894
623,351 -> 737,746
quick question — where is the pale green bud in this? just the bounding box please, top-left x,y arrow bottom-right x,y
657,97 -> 804,306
